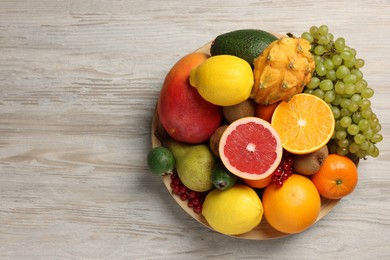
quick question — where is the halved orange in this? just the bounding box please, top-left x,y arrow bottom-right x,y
271,93 -> 335,154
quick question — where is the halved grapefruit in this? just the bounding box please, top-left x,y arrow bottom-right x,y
219,117 -> 283,180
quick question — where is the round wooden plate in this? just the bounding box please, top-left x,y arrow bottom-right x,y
151,39 -> 340,240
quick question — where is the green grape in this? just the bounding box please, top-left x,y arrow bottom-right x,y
371,146 -> 380,157
348,102 -> 359,113
338,139 -> 349,148
340,116 -> 352,128
359,99 -> 371,110
307,77 -> 320,89
355,150 -> 367,159
331,106 -> 341,118
314,55 -> 323,64
316,63 -> 327,76
335,120 -> 343,131
369,117 -> 379,127
318,35 -> 329,45
371,133 -> 383,143
340,98 -> 351,109
313,88 -> 324,99
358,119 -> 370,131
355,58 -> 365,68
340,108 -> 351,117
324,43 -> 333,52
367,143 -> 376,155
324,90 -> 336,103
336,65 -> 350,79
361,88 -> 374,98
343,57 -> 356,68
362,108 -> 373,119
334,37 -> 346,51
310,26 -> 318,35
360,141 -> 370,151
324,59 -> 334,70
349,48 -> 357,57
343,46 -> 352,52
301,32 -> 314,43
332,94 -> 342,106
349,142 -> 360,153
334,81 -> 345,94
350,94 -> 362,104
344,83 -> 356,95
372,124 -> 381,134
337,147 -> 349,156
354,134 -> 365,144
341,50 -> 353,61
347,124 -> 359,135
305,25 -> 382,159
352,112 -> 362,123
335,129 -> 348,140
319,79 -> 333,91
363,129 -> 373,140
355,80 -> 367,93
332,55 -> 343,66
343,74 -> 357,84
314,45 -> 325,55
326,70 -> 337,81
351,69 -> 363,81
318,25 -> 328,35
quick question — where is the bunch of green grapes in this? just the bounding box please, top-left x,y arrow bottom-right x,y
301,25 -> 382,160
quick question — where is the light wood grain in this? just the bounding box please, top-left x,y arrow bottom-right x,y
1,0 -> 390,259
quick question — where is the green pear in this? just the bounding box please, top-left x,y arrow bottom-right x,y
164,139 -> 216,192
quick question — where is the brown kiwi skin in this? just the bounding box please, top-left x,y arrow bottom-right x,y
209,125 -> 229,158
293,146 -> 329,176
222,99 -> 256,123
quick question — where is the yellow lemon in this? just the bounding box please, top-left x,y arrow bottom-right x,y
189,55 -> 254,106
202,184 -> 263,235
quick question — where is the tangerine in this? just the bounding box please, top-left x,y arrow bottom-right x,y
243,173 -> 273,189
255,101 -> 280,123
311,154 -> 358,199
262,174 -> 321,234
271,93 -> 335,155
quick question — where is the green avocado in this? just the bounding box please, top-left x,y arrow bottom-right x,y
210,29 -> 279,67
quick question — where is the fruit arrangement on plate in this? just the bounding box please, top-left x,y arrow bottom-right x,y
147,25 -> 383,239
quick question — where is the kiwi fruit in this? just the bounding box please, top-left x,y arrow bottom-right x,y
209,125 -> 229,158
293,146 -> 329,176
222,99 -> 256,123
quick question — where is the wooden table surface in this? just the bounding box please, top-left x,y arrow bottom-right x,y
1,1 -> 389,259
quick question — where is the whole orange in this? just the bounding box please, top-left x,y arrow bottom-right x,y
262,174 -> 321,234
311,154 -> 358,199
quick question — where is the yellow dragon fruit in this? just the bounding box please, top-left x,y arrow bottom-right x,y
251,36 -> 315,105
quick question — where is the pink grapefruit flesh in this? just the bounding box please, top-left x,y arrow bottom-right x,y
219,117 -> 283,180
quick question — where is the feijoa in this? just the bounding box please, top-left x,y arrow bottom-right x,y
147,147 -> 175,176
212,162 -> 238,190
